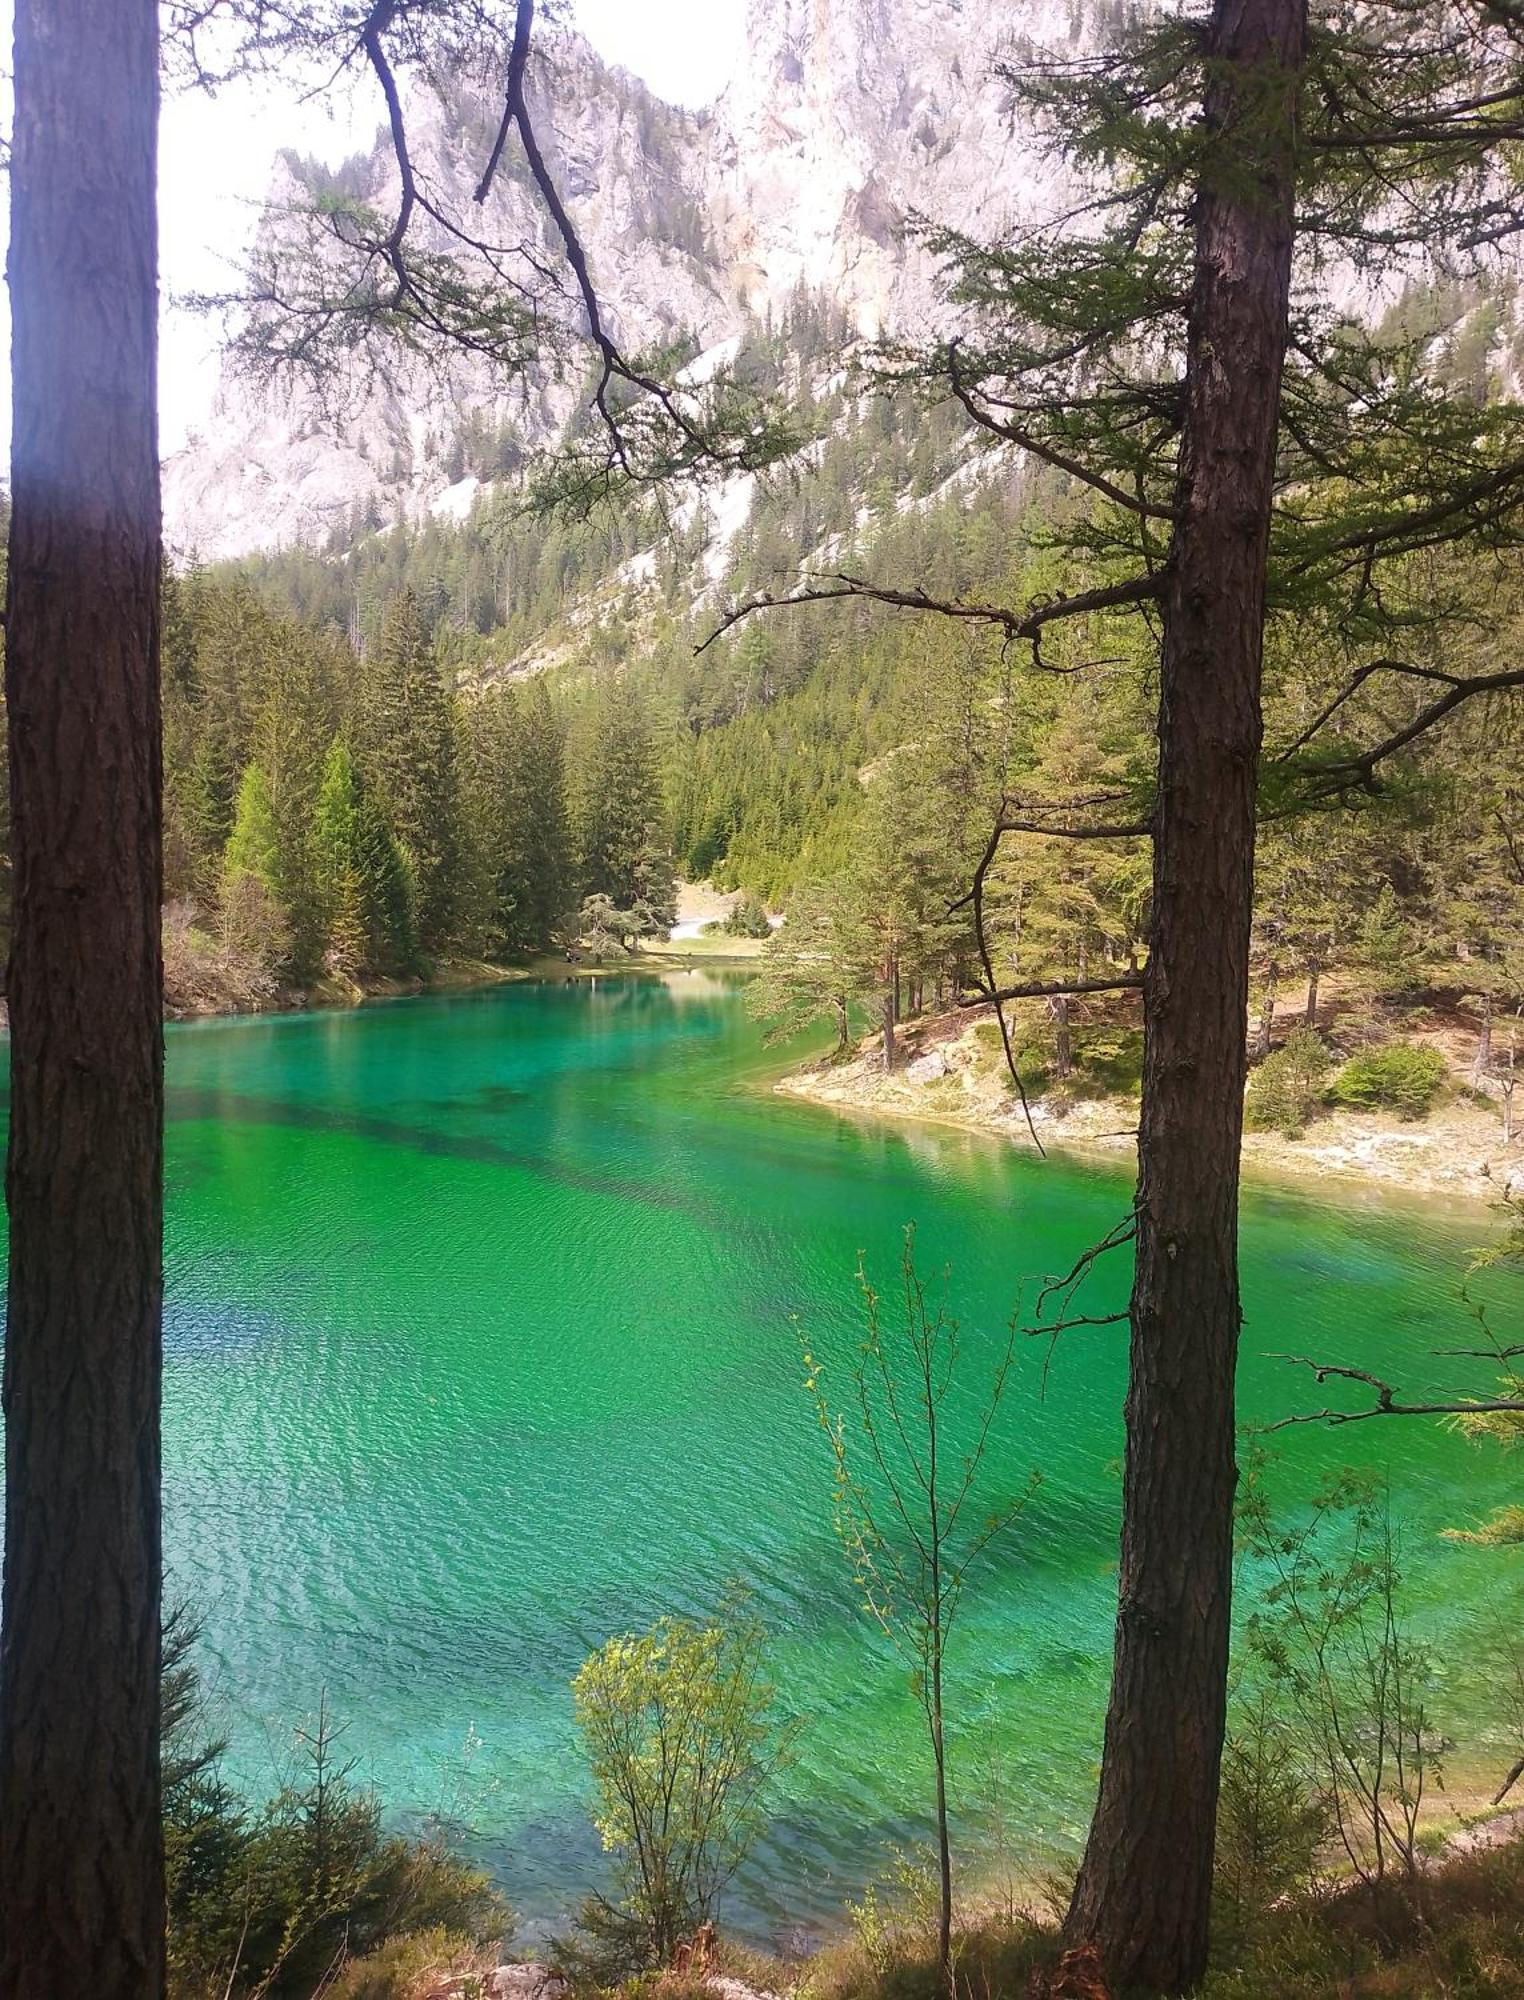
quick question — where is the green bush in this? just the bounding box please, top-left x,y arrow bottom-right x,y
1213,1694 -> 1326,1960
164,1627 -> 506,2000
1328,1041 -> 1448,1119
1244,1028 -> 1334,1137
568,1604 -> 786,1972
324,1928 -> 491,2000
1073,1027 -> 1145,1096
723,891 -> 773,938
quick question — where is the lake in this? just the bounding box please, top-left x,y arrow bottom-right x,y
153,970 -> 1521,1937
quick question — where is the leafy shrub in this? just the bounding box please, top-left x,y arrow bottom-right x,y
1245,1028 -> 1333,1137
568,1604 -> 787,1971
1329,1041 -> 1448,1118
1239,1468 -> 1440,1892
325,1928 -> 491,2000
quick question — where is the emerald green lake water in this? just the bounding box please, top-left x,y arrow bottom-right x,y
145,972 -> 1521,1934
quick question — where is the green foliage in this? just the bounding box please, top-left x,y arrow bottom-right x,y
1239,1467 -> 1440,1889
357,590 -> 461,955
1213,1692 -> 1327,1961
573,684 -> 672,910
1329,1042 -> 1448,1119
569,1603 -> 787,1971
163,1639 -> 505,2000
745,882 -> 856,1053
322,1928 -> 490,2000
1245,1029 -> 1335,1138
222,761 -> 281,898
311,740 -> 418,978
722,891 -> 771,938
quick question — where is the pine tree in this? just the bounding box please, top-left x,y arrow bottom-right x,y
822,0 -> 1524,1980
746,881 -> 858,1055
574,685 -> 670,907
311,742 -> 373,978
515,683 -> 574,947
357,589 -> 460,955
311,739 -> 419,979
221,762 -> 292,975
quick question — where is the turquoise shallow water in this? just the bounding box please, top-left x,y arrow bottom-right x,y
60,973 -> 1524,1933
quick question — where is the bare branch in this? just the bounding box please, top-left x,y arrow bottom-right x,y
965,973 -> 1145,1006
696,570 -> 1161,657
1266,1356 -> 1524,1429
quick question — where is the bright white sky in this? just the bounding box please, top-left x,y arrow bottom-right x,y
3,1 -> 750,456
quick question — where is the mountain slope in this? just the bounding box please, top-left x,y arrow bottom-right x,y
165,0 -> 1060,558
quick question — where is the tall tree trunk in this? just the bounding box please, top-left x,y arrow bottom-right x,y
1304,960 -> 1321,1025
1473,998 -> 1493,1080
1254,958 -> 1279,1060
1052,993 -> 1074,1079
1065,0 -> 1304,1987
0,2 -> 165,1994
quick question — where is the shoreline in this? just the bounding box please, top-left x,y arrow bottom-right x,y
163,938 -> 766,1025
770,1019 -> 1521,1217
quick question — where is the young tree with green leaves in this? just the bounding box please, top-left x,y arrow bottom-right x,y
311,739 -> 418,979
570,1605 -> 787,1970
221,762 -> 293,978
803,1232 -> 1036,1997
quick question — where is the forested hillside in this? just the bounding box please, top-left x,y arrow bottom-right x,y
161,270 -> 1522,1153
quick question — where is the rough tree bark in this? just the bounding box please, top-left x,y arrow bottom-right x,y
1065,0 -> 1306,1988
0,2 -> 166,1994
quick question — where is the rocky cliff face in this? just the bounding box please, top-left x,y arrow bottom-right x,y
165,0 -> 1064,558
704,0 -> 1083,325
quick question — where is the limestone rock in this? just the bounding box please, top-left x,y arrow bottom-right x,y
906,1048 -> 950,1084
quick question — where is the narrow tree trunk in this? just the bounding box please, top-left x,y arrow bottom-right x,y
1065,0 -> 1304,1987
1304,961 -> 1321,1025
931,1652 -> 953,1997
0,3 -> 165,1994
1052,993 -> 1074,1079
1254,958 -> 1279,1060
883,952 -> 898,1071
1474,1000 -> 1493,1080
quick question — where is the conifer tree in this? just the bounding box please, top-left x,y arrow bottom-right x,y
575,686 -> 672,910
357,589 -> 461,955
516,684 -> 575,947
221,762 -> 292,976
0,7 -> 165,1984
714,0 -> 1524,1981
746,882 -> 858,1055
222,762 -> 281,903
312,741 -> 375,978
